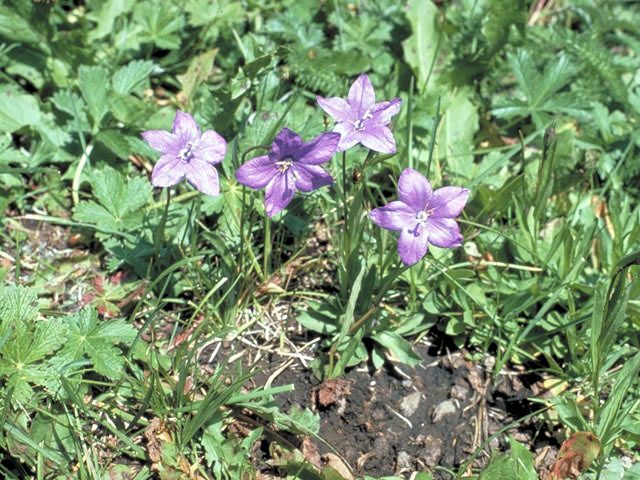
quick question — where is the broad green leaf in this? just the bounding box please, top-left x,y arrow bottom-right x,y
56,308 -> 137,380
78,65 -> 109,128
0,6 -> 41,45
403,0 -> 441,91
479,437 -> 537,480
112,59 -> 156,95
436,88 -> 478,181
0,84 -> 41,132
371,331 -> 422,366
86,0 -> 130,41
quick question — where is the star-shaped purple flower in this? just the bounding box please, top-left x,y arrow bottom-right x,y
369,168 -> 469,266
141,110 -> 227,196
235,128 -> 340,217
317,73 -> 402,154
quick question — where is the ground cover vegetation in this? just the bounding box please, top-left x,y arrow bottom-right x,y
0,0 -> 639,478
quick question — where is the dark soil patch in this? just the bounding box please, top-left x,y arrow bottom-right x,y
252,341 -> 558,479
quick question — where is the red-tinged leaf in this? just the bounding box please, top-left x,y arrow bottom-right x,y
546,432 -> 601,479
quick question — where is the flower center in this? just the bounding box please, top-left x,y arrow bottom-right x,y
353,110 -> 373,131
409,206 -> 435,236
179,142 -> 195,162
275,156 -> 294,173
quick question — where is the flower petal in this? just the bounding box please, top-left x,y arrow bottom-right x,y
430,187 -> 469,218
296,132 -> 340,165
151,154 -> 186,187
358,125 -> 397,154
193,130 -> 227,165
271,128 -> 303,159
334,122 -> 360,152
173,111 -> 201,143
294,164 -> 334,192
369,201 -> 416,232
397,168 -> 432,211
398,224 -> 429,266
426,217 -> 463,248
317,96 -> 354,123
235,155 -> 277,190
183,158 -> 220,196
370,97 -> 402,125
141,130 -> 180,155
264,172 -> 295,217
347,73 -> 376,118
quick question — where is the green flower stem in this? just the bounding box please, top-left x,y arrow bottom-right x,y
263,212 -> 271,278
341,150 -> 350,258
348,263 -> 409,336
153,189 -> 171,260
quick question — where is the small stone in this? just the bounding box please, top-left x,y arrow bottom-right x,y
421,435 -> 443,466
395,451 -> 412,473
399,391 -> 421,417
432,399 -> 458,423
449,383 -> 469,400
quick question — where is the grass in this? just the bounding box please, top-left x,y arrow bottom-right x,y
0,0 -> 639,478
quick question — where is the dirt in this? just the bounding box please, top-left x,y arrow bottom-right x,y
1,216 -> 561,478
251,339 -> 558,479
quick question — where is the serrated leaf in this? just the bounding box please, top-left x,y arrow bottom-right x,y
112,59 -> 156,95
78,65 -> 109,128
134,2 -> 185,50
86,0 -> 130,42
57,308 -> 137,380
73,201 -> 120,231
0,84 -> 41,132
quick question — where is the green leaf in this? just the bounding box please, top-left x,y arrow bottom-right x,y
78,65 -> 110,128
370,331 -> 422,366
86,0 -> 131,41
436,88 -> 479,181
0,5 -> 41,45
177,49 -> 218,102
479,437 -> 537,480
0,84 -> 41,132
56,308 -> 137,379
112,60 -> 156,95
403,0 -> 442,91
134,2 -> 185,50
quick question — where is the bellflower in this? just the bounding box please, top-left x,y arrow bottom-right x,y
369,168 -> 469,266
235,128 -> 340,217
141,110 -> 227,196
316,73 -> 402,154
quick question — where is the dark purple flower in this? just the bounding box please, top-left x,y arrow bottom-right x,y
235,128 -> 340,217
369,168 -> 469,266
317,73 -> 402,154
141,110 -> 227,196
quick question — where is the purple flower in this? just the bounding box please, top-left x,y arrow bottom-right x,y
316,73 -> 402,154
141,110 -> 227,196
369,168 -> 469,266
235,128 -> 340,217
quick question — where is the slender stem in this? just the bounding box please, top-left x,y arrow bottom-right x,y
341,150 -> 350,261
153,189 -> 171,260
426,95 -> 441,178
263,212 -> 271,278
239,186 -> 247,277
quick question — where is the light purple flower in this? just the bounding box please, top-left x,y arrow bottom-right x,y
141,110 -> 227,196
316,73 -> 402,154
369,168 -> 469,266
236,128 -> 340,217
